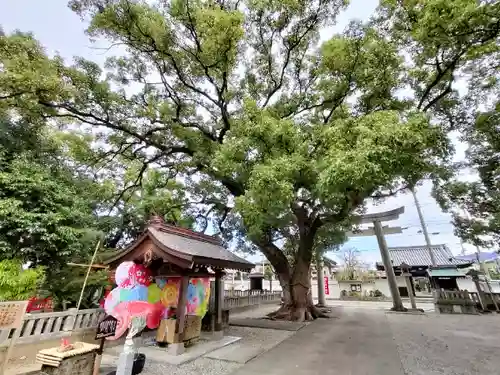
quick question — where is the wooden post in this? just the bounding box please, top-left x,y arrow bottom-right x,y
473,278 -> 487,311
0,328 -> 21,375
167,275 -> 189,356
0,301 -> 28,375
214,270 -> 224,333
71,240 -> 101,336
174,275 -> 190,343
92,338 -> 105,375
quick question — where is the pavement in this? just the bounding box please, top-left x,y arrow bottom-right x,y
231,307 -> 500,375
98,325 -> 294,375
21,301 -> 500,375
229,318 -> 306,331
325,299 -> 435,312
231,309 -> 405,375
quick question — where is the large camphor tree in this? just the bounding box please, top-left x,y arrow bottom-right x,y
1,0 -> 499,320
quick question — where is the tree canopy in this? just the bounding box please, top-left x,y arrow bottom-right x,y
435,101 -> 500,247
0,114 -> 101,267
1,0 -> 499,319
0,260 -> 45,301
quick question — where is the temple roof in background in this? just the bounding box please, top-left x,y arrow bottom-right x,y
376,244 -> 472,269
455,251 -> 499,263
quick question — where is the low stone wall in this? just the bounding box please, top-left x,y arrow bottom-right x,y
0,309 -> 105,349
222,290 -> 282,310
339,296 -> 389,302
40,351 -> 96,375
433,290 -> 480,315
1,290 -> 283,371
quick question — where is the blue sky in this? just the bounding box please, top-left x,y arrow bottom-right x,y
0,0 -> 477,266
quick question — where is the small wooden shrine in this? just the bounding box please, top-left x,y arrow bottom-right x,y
103,215 -> 254,354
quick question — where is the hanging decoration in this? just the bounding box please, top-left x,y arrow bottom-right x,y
104,261 -> 212,340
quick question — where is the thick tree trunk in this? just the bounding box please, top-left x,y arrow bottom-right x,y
268,258 -> 330,322
256,221 -> 330,322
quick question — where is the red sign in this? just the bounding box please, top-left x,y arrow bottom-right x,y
26,297 -> 53,313
324,276 -> 330,295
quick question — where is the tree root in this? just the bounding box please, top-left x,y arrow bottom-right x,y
309,304 -> 332,319
266,304 -> 332,322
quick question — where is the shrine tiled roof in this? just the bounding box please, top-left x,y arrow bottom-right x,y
104,217 -> 254,272
384,244 -> 471,267
147,226 -> 253,271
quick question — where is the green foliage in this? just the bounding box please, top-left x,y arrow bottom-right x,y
489,270 -> 500,280
44,267 -> 108,309
434,101 -> 500,246
0,117 -> 100,267
0,0 -> 498,305
263,264 -> 274,281
0,260 -> 45,301
373,289 -> 384,298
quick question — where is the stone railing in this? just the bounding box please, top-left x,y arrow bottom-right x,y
469,291 -> 500,311
0,291 -> 282,347
222,290 -> 282,310
0,308 -> 105,348
434,290 -> 484,314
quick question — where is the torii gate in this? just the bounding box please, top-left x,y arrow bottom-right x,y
348,207 -> 406,311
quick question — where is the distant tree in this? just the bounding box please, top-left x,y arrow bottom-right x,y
336,248 -> 361,281
434,103 -> 500,247
0,260 -> 45,301
264,263 -> 275,291
0,115 -> 101,268
45,266 -> 108,310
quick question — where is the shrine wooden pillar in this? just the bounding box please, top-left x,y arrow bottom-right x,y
214,269 -> 224,337
169,275 -> 189,355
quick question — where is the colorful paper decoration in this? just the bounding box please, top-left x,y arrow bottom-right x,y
147,284 -> 161,304
156,278 -> 167,289
104,288 -> 121,314
129,285 -> 148,302
160,282 -> 180,307
115,261 -> 134,286
103,261 -> 212,340
129,264 -> 151,286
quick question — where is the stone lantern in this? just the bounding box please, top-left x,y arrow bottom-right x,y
400,262 -> 417,309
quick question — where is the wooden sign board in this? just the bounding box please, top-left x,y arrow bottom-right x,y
0,301 -> 28,375
0,301 -> 28,330
95,315 -> 118,340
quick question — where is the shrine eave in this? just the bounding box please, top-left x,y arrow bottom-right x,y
103,224 -> 254,272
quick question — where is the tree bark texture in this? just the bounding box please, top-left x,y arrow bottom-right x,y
267,254 -> 329,321
256,217 -> 330,321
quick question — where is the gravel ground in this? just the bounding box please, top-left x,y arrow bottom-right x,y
141,357 -> 241,375
101,353 -> 241,375
101,325 -> 294,375
386,313 -> 500,375
225,326 -> 294,351
229,304 -> 280,319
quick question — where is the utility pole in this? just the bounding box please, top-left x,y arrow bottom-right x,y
411,187 -> 436,266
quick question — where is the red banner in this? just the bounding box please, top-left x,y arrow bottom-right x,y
26,297 -> 53,313
324,276 -> 330,295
